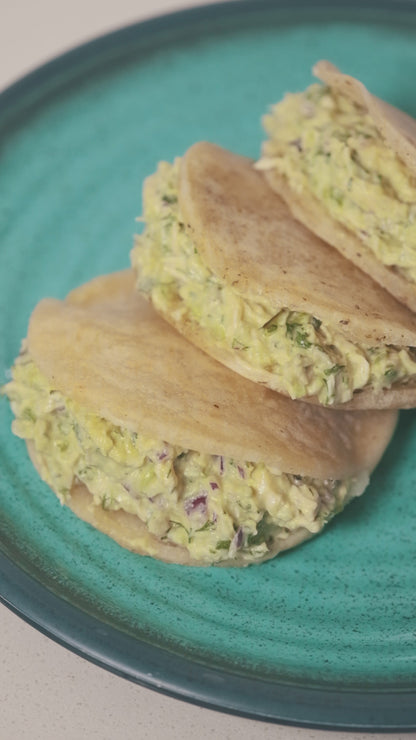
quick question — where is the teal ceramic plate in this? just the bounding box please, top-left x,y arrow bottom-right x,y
2,0 -> 416,730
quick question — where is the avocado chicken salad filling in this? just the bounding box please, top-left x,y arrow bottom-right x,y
257,82 -> 416,283
3,350 -> 361,565
131,159 -> 416,406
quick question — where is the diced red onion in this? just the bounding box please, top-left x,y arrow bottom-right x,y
185,493 -> 208,515
157,448 -> 169,461
231,526 -> 244,550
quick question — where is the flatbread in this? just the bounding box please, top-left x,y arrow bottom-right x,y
168,142 -> 416,410
261,61 -> 416,312
23,271 -> 397,565
28,270 -> 396,479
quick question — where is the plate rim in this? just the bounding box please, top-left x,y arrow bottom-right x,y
2,0 -> 416,729
3,0 -> 416,120
2,555 -> 416,731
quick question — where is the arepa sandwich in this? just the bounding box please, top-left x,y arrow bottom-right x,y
131,141 -> 416,409
257,60 -> 416,312
2,271 -> 397,566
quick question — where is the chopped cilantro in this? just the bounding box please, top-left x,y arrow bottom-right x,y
169,520 -> 189,535
161,194 -> 177,204
232,338 -> 249,350
216,539 -> 231,550
286,318 -> 313,349
356,130 -> 373,140
324,364 -> 345,377
384,367 -> 398,382
295,331 -> 312,349
195,520 -> 215,533
285,320 -> 302,338
264,322 -> 278,334
247,513 -> 273,548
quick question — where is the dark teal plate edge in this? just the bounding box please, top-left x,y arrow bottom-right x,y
2,0 -> 416,730
2,0 -> 416,129
2,555 -> 416,732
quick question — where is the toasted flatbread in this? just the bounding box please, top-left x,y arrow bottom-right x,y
28,271 -> 393,477
4,271 -> 397,565
132,142 -> 416,409
260,60 -> 416,312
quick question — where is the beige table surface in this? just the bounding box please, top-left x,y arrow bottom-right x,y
1,2 -> 414,739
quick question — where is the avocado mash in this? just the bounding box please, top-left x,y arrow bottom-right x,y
257,83 -> 416,283
131,160 -> 416,405
3,349 -> 360,565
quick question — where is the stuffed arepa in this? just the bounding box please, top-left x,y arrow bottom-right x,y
2,271 -> 397,566
257,60 -> 416,312
131,142 -> 416,409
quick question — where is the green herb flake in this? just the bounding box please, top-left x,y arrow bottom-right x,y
195,520 -> 215,533
161,194 -> 177,205
232,338 -> 249,351
169,520 -> 189,535
247,513 -> 273,548
285,320 -> 302,338
101,494 -> 115,511
384,367 -> 398,382
264,322 -> 278,334
22,407 -> 36,422
316,148 -> 331,159
216,539 -> 231,551
295,331 -> 312,349
286,318 -> 313,349
356,130 -> 373,140
324,364 -> 345,377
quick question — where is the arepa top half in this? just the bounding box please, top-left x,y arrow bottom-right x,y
258,60 -> 416,313
131,141 -> 416,409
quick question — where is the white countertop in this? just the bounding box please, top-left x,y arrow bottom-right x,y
0,2 -> 414,738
